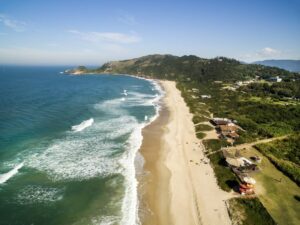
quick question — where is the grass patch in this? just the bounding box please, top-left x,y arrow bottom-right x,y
195,124 -> 214,132
196,132 -> 206,139
208,152 -> 239,192
227,198 -> 276,225
192,115 -> 207,124
255,134 -> 300,186
203,139 -> 228,152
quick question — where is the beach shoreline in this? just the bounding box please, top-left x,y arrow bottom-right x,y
138,80 -> 232,225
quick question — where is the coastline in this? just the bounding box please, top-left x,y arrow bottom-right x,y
138,88 -> 171,225
138,80 -> 232,225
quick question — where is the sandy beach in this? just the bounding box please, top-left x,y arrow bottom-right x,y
139,80 -> 232,225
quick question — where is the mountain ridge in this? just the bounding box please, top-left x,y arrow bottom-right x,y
68,54 -> 298,81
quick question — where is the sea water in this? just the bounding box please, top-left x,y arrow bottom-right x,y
0,66 -> 162,225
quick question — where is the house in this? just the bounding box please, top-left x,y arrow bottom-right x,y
201,95 -> 211,99
211,118 -> 231,126
219,124 -> 238,134
217,124 -> 240,140
268,76 -> 282,82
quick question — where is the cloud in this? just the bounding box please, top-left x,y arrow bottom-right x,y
68,30 -> 141,44
0,14 -> 26,32
240,47 -> 283,62
257,47 -> 281,57
117,11 -> 137,25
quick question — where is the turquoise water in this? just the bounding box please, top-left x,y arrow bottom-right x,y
0,66 -> 162,225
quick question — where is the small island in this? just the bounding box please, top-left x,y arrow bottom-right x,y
64,66 -> 89,75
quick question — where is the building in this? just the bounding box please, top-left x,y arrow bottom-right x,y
268,76 -> 282,82
201,95 -> 211,99
218,124 -> 239,140
219,124 -> 238,134
211,118 -> 231,125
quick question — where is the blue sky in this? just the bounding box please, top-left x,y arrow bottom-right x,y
0,0 -> 299,65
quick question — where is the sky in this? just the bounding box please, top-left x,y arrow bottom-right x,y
0,0 -> 299,65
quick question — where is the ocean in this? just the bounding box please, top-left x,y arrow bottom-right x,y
0,66 -> 162,225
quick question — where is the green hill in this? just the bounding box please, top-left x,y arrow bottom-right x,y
88,54 -> 297,81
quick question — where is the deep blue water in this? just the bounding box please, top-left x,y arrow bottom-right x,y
0,66 -> 161,225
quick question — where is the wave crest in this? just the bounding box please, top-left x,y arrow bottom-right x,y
72,118 -> 94,132
0,162 -> 24,184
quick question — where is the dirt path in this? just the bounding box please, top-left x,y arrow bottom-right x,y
206,135 -> 288,156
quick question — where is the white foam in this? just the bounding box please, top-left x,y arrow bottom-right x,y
94,98 -> 126,115
119,124 -> 144,225
123,89 -> 128,96
26,115 -> 140,181
26,138 -> 121,181
0,162 -> 24,184
72,118 -> 94,132
117,79 -> 163,225
15,185 -> 64,204
92,216 -> 120,225
120,92 -> 160,108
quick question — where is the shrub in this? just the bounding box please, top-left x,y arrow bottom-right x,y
195,124 -> 214,132
196,132 -> 206,139
203,139 -> 228,152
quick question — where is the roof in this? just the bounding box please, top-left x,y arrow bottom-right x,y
243,177 -> 256,184
227,132 -> 239,138
226,157 -> 253,167
219,125 -> 238,132
226,158 -> 244,167
212,118 -> 230,125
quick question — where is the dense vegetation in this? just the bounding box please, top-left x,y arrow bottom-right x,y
255,134 -> 300,186
240,81 -> 300,98
177,80 -> 300,143
227,198 -> 276,225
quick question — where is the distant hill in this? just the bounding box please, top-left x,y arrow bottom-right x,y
253,60 -> 300,72
83,54 -> 297,81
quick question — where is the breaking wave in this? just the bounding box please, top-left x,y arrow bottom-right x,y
0,162 -> 24,184
72,118 -> 94,132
